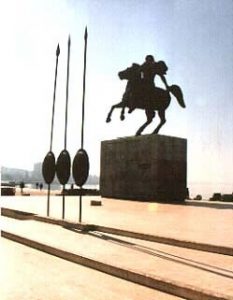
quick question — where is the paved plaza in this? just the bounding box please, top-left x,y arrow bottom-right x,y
1,195 -> 233,299
2,195 -> 233,247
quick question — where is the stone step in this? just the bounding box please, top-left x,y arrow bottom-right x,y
1,216 -> 233,300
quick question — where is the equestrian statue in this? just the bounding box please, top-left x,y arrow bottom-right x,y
106,55 -> 186,135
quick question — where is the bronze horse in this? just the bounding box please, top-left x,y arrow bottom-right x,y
106,63 -> 186,135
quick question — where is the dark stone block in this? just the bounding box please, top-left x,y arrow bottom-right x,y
100,134 -> 187,202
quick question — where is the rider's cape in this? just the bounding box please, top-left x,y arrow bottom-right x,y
156,61 -> 168,75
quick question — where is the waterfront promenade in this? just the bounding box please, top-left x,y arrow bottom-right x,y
1,194 -> 233,299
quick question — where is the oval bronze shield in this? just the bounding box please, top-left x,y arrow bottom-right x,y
56,149 -> 71,185
72,149 -> 89,187
42,151 -> 56,184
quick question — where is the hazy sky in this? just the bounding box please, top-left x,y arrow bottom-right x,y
0,0 -> 232,191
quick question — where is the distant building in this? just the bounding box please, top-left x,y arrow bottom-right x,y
1,162 -> 99,187
33,162 -> 42,173
32,162 -> 43,180
1,166 -> 29,182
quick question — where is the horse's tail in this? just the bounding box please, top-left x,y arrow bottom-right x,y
169,85 -> 186,108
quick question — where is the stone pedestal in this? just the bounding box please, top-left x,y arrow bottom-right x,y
100,134 -> 187,202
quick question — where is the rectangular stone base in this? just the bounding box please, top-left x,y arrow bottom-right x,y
100,134 -> 187,202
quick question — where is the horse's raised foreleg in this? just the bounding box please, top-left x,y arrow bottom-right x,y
153,110 -> 166,134
106,102 -> 124,123
120,106 -> 126,121
136,110 -> 155,136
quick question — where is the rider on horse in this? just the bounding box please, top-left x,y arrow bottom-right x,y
122,55 -> 170,113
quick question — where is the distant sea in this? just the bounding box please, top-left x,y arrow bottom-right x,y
188,182 -> 233,200
28,183 -> 99,191
27,183 -> 232,201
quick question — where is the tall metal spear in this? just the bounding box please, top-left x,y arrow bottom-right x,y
72,27 -> 89,223
64,36 -> 71,151
81,27 -> 88,149
56,36 -> 71,219
50,44 -> 60,152
42,44 -> 60,217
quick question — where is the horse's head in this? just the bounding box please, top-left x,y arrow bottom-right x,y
118,63 -> 141,81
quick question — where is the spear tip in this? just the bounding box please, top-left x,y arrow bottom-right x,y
68,35 -> 71,45
56,44 -> 60,56
84,26 -> 88,40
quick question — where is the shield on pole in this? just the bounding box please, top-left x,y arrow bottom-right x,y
42,151 -> 56,184
72,149 -> 89,187
56,149 -> 71,185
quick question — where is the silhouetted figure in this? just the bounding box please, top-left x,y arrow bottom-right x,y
121,55 -> 170,114
142,55 -> 168,86
39,183 -> 43,190
20,181 -> 25,194
36,182 -> 39,189
106,63 -> 185,135
140,55 -> 157,99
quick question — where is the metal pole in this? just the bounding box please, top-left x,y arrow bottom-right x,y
79,194 -> 82,223
47,184 -> 51,216
64,36 -> 71,150
50,44 -> 60,151
81,27 -> 88,149
47,44 -> 60,216
62,36 -> 71,219
79,27 -> 88,223
62,186 -> 65,219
